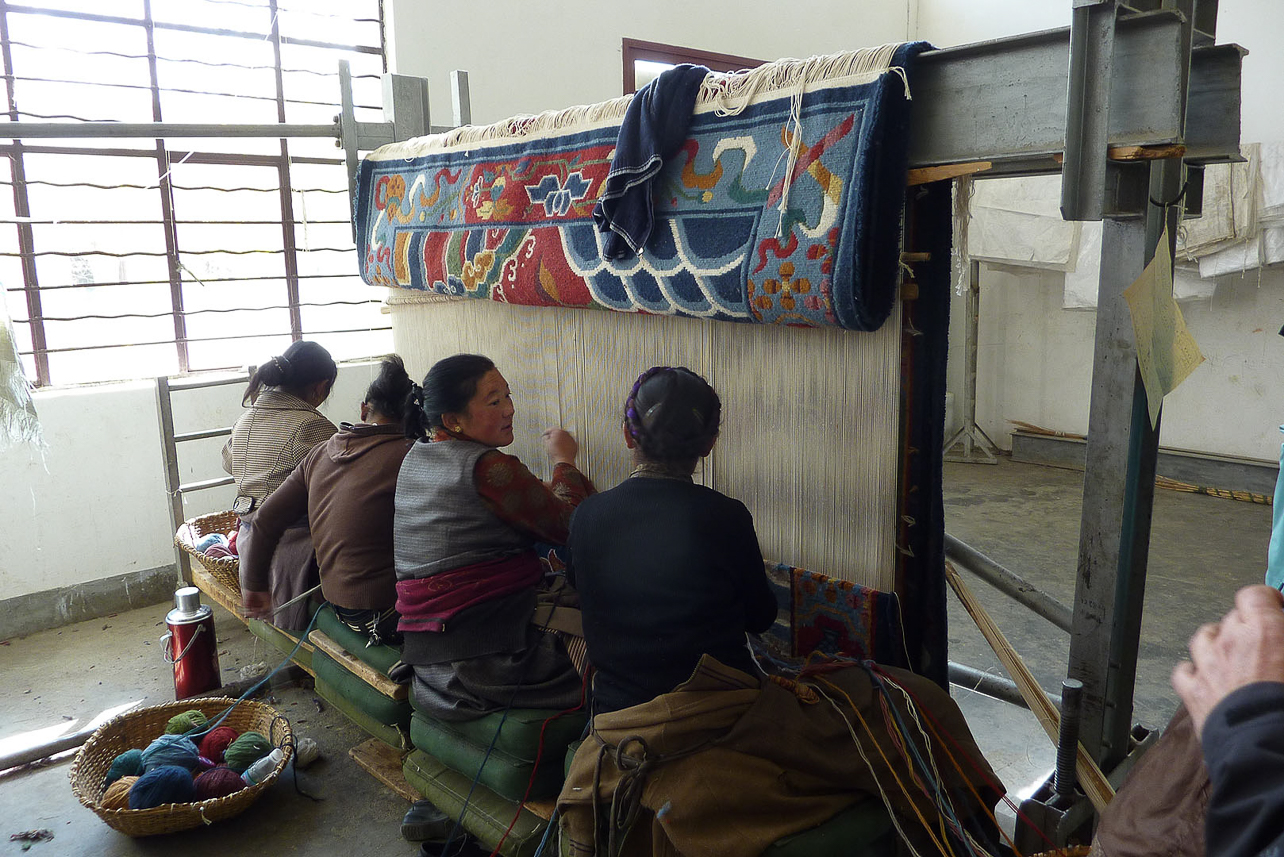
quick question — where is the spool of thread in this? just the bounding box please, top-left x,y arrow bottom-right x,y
104,748 -> 144,787
140,734 -> 201,772
223,731 -> 272,774
198,726 -> 239,763
241,747 -> 284,786
196,755 -> 215,772
164,709 -> 209,735
294,737 -> 320,769
129,765 -> 196,809
194,766 -> 246,801
100,776 -> 139,811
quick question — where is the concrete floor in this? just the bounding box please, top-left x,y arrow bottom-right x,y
0,457 -> 1271,854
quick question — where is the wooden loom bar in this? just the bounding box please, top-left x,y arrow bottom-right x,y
944,563 -> 1114,814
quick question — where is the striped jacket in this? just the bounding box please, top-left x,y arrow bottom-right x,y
221,388 -> 337,505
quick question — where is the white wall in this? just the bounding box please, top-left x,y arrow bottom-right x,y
386,0 -> 914,125
0,362 -> 381,602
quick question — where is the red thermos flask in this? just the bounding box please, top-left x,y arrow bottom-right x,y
161,587 -> 222,699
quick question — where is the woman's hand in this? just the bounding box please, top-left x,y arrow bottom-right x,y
542,428 -> 578,467
242,589 -> 273,620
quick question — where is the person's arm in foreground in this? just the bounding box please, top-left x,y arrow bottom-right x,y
1172,584 -> 1284,857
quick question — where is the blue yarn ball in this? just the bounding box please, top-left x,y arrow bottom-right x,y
140,734 -> 200,772
194,533 -> 229,554
129,765 -> 196,809
104,748 -> 144,787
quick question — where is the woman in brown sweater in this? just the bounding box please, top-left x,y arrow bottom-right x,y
240,356 -> 415,645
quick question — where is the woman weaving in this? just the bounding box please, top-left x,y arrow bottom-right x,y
223,340 -> 338,630
394,354 -> 592,720
240,356 -> 415,646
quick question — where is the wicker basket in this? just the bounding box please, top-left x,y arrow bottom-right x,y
69,697 -> 293,837
176,510 -> 241,594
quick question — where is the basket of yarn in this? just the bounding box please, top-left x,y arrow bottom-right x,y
175,510 -> 241,594
69,697 -> 293,837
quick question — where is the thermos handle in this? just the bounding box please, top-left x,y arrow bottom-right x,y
160,624 -> 207,665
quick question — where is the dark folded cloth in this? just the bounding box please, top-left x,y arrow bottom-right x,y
396,552 -> 541,633
593,63 -> 709,259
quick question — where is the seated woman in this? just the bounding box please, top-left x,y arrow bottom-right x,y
566,366 -> 777,714
240,356 -> 415,646
395,354 -> 592,720
223,340 -> 338,630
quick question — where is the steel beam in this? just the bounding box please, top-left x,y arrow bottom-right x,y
1061,0 -> 1118,220
945,533 -> 1075,632
909,11 -> 1241,174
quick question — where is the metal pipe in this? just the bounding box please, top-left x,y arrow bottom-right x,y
945,532 -> 1075,633
0,726 -> 96,772
1055,679 -> 1085,797
0,122 -> 338,139
948,661 -> 1062,712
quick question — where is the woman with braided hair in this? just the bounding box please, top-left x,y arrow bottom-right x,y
394,354 -> 593,719
567,366 -> 777,714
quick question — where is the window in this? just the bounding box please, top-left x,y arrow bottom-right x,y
621,38 -> 764,94
1,0 -> 390,386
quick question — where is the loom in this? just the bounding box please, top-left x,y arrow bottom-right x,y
355,44 -> 953,680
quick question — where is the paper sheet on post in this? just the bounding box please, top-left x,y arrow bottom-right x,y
1122,225 -> 1206,429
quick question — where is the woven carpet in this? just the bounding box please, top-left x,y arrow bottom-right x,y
357,42 -> 929,332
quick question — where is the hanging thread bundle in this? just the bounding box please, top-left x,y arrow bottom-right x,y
194,767 -> 247,801
140,734 -> 201,772
104,749 -> 144,786
164,709 -> 209,735
100,776 -> 139,811
129,766 -> 197,809
198,726 -> 240,763
223,731 -> 273,774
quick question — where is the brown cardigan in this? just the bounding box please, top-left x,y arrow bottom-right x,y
241,422 -> 413,611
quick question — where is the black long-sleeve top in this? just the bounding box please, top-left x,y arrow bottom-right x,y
1203,681 -> 1284,857
567,475 -> 777,714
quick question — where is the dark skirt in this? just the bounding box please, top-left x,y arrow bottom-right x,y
236,510 -> 318,632
411,624 -> 582,721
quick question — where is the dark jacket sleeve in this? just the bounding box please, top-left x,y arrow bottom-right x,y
240,460 -> 311,592
732,502 -> 776,634
1202,681 -> 1284,857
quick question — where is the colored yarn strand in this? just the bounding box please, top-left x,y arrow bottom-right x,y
812,676 -> 959,857
868,662 -> 1052,854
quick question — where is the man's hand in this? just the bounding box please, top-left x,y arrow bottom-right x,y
242,589 -> 273,620
1172,584 -> 1284,736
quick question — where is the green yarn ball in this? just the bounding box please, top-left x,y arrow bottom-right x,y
104,748 -> 144,788
222,731 -> 272,774
164,709 -> 209,735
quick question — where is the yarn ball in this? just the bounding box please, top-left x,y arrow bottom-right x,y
164,709 -> 209,735
104,748 -> 144,787
223,731 -> 273,774
198,726 -> 239,763
194,766 -> 245,801
194,533 -> 228,553
129,765 -> 196,809
204,545 -> 234,559
140,734 -> 201,772
294,737 -> 320,769
100,776 -> 139,811
227,529 -> 238,555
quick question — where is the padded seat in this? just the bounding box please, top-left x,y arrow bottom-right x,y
410,711 -> 580,802
402,749 -> 549,857
307,605 -> 411,748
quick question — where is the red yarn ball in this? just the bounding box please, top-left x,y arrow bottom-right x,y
198,726 -> 239,763
194,766 -> 245,801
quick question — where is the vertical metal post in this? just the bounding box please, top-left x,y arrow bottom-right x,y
1068,0 -> 1197,769
944,258 -> 1000,463
1055,679 -> 1085,798
269,0 -> 303,341
339,59 -> 359,241
156,375 -> 190,583
451,70 -> 471,127
1061,0 -> 1117,221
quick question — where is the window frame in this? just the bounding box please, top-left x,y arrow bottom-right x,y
1,0 -> 388,387
621,38 -> 764,94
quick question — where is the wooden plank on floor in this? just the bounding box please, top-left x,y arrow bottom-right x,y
309,630 -> 408,700
349,737 -> 418,802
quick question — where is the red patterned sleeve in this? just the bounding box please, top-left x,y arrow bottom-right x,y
474,451 -> 595,545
